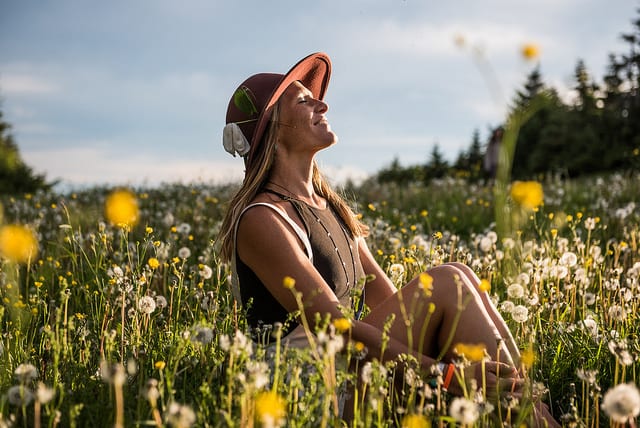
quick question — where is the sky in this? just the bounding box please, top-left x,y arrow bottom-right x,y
1,0 -> 638,189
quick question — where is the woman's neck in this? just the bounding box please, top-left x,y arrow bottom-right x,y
267,168 -> 325,208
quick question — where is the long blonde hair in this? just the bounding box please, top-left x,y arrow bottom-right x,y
218,103 -> 368,262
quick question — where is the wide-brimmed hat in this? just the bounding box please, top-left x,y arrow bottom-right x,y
223,52 -> 331,169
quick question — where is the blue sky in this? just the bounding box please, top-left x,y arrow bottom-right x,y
1,0 -> 638,188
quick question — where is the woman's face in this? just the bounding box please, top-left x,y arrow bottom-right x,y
276,81 -> 338,152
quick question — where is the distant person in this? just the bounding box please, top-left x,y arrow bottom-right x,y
484,126 -> 503,179
218,53 -> 558,426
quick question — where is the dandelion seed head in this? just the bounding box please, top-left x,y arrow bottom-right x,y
36,382 -> 55,404
479,236 -> 492,252
560,251 -> 578,267
199,264 -> 213,279
138,296 -> 157,315
166,401 -> 196,428
191,326 -> 214,345
14,363 -> 38,382
155,295 -> 168,309
7,385 -> 34,406
507,283 -> 525,299
602,383 -> 640,423
511,305 -> 529,323
177,247 -> 191,259
449,396 -> 479,424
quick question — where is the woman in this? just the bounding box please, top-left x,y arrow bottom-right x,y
218,52 -> 558,426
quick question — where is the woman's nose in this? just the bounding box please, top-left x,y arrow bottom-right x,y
315,99 -> 328,113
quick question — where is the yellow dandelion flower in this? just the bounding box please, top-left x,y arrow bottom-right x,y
550,228 -> 558,239
283,276 -> 296,290
521,347 -> 536,368
105,189 -> 139,227
479,279 -> 491,292
0,224 -> 39,264
401,413 -> 431,428
368,203 -> 376,211
255,391 -> 286,426
521,43 -> 540,60
454,343 -> 487,362
420,210 -> 428,217
453,33 -> 466,49
419,273 -> 434,296
154,361 -> 166,370
145,226 -> 153,234
433,231 -> 443,240
354,341 -> 365,352
148,258 -> 160,269
510,181 -> 544,210
333,317 -> 352,333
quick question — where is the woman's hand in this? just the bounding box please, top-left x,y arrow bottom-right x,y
446,361 -> 519,399
446,361 -> 560,427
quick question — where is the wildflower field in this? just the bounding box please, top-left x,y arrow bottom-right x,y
1,172 -> 640,427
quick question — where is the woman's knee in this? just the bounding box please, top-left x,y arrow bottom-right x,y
443,262 -> 479,282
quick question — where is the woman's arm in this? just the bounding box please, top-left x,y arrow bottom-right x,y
357,238 -> 396,310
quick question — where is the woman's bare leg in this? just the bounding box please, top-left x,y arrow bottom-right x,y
362,264 -> 516,366
445,262 -> 521,365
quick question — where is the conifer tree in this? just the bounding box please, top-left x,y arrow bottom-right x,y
0,108 -> 51,195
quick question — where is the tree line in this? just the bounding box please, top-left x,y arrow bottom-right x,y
1,10 -> 639,194
376,9 -> 640,185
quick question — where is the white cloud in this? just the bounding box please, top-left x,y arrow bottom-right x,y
0,73 -> 59,94
21,146 -> 245,188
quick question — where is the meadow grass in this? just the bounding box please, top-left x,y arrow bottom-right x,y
1,172 -> 639,427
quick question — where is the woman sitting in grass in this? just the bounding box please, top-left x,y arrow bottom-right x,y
218,52 -> 559,427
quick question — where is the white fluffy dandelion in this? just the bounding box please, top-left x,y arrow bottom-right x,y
507,283 -> 525,299
138,296 -> 157,315
449,396 -> 479,424
601,383 -> 640,423
166,401 -> 196,428
155,295 -> 168,309
7,385 -> 34,406
511,305 -> 529,323
177,247 -> 191,259
199,264 -> 213,279
14,363 -> 38,383
560,251 -> 578,267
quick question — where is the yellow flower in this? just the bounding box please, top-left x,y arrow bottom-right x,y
255,391 -> 286,426
282,276 -> 296,290
0,224 -> 39,263
454,343 -> 487,362
145,226 -> 153,234
354,341 -> 365,352
105,189 -> 139,227
479,279 -> 491,292
401,413 -> 431,428
521,347 -> 536,368
154,361 -> 166,370
148,258 -> 160,269
419,273 -> 433,296
510,181 -> 543,210
521,43 -> 540,60
332,317 -> 352,333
